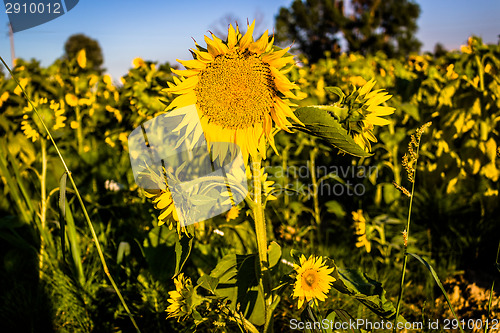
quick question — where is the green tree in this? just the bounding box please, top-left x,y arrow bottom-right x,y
63,34 -> 104,72
275,0 -> 346,63
275,0 -> 421,62
433,43 -> 448,58
343,0 -> 421,57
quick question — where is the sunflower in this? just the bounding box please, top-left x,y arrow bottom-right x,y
292,255 -> 336,309
343,79 -> 395,152
139,165 -> 186,235
164,21 -> 303,162
20,97 -> 66,142
166,273 -> 199,321
245,166 -> 277,202
352,209 -> 371,253
225,206 -> 240,222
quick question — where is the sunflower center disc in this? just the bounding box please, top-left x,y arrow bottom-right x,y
304,271 -> 317,287
195,50 -> 275,129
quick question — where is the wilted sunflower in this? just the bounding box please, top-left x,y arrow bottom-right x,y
343,79 -> 395,152
165,20 -> 303,162
292,255 -> 335,309
166,273 -> 199,320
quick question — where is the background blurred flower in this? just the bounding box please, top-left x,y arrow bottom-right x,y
352,209 -> 371,253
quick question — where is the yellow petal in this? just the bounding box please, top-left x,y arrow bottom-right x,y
171,68 -> 200,77
177,59 -> 206,70
270,66 -> 297,92
249,30 -> 269,54
365,114 -> 391,126
239,20 -> 255,50
167,92 -> 197,110
77,49 -> 86,69
164,76 -> 199,94
227,24 -> 237,49
358,79 -> 376,96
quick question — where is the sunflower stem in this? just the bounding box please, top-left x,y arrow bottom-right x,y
309,147 -> 321,242
251,156 -> 272,331
393,129 -> 424,331
252,157 -> 267,266
39,137 -> 47,278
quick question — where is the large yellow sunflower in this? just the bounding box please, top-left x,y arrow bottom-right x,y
164,21 -> 303,162
292,255 -> 336,309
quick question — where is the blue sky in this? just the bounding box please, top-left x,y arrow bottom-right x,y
1,0 -> 499,80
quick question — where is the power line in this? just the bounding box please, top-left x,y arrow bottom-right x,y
8,23 -> 15,67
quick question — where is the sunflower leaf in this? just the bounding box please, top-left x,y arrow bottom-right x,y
209,253 -> 266,326
332,268 -> 405,322
174,235 -> 193,277
324,309 -> 361,333
268,241 -> 282,268
293,106 -> 372,157
324,86 -> 345,102
196,275 -> 219,294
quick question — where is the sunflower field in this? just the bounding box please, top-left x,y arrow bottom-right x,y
0,22 -> 499,333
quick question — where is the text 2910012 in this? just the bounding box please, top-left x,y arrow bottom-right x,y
5,2 -> 61,14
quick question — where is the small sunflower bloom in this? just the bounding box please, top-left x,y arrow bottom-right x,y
137,166 -> 188,235
166,273 -> 199,321
0,91 -> 9,107
21,115 -> 39,142
132,57 -> 146,69
262,171 -> 277,201
76,49 -> 87,69
20,97 -> 66,142
245,166 -> 277,201
352,209 -> 371,253
164,20 -> 303,162
292,255 -> 336,309
344,79 -> 395,152
144,187 -> 184,232
225,206 -> 240,222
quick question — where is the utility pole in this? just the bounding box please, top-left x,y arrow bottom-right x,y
8,23 -> 15,67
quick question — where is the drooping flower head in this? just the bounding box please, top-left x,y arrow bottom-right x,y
166,273 -> 199,321
138,165 -> 187,235
292,255 -> 336,309
164,20 -> 303,162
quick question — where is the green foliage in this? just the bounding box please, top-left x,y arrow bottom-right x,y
63,34 -> 104,72
0,36 -> 499,332
294,105 -> 372,157
275,0 -> 421,62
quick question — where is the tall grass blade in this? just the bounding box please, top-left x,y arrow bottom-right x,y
64,199 -> 85,285
0,55 -> 142,333
408,253 -> 465,333
59,172 -> 67,260
0,142 -> 32,224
